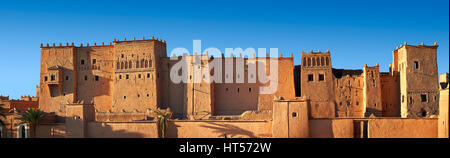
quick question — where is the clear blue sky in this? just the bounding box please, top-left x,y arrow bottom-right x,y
0,0 -> 448,99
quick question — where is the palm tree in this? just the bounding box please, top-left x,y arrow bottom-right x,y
18,108 -> 47,138
0,104 -> 6,126
152,108 -> 172,138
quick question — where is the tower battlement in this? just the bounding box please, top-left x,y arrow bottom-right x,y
395,42 -> 438,50
113,36 -> 166,45
301,49 -> 331,55
40,36 -> 166,48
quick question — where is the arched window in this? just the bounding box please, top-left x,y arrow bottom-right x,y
145,60 -> 148,68
303,58 -> 306,67
124,61 -> 128,69
120,62 -> 124,69
307,58 -> 311,66
316,58 -> 320,67
141,59 -> 145,68
17,124 -> 28,138
129,61 -> 132,69
116,62 -> 120,69
149,60 -> 152,67
136,60 -> 139,68
312,57 -> 316,66
326,57 -> 329,66
321,57 -> 325,66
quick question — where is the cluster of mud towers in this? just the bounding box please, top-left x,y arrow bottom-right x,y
1,37 -> 448,138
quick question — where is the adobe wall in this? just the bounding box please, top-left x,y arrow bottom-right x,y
309,118 -> 438,138
214,57 -> 260,115
213,57 -> 295,115
166,120 -> 272,138
0,114 -> 22,138
334,75 -> 364,117
35,123 -> 66,138
363,64 -> 382,117
380,73 -> 400,117
160,58 -> 187,118
272,100 -> 309,138
0,100 -> 38,112
95,112 -> 147,122
112,40 -> 162,113
269,57 -> 296,102
396,44 -> 439,117
438,89 -> 449,138
75,46 -> 114,113
368,118 -> 437,138
86,121 -> 159,138
300,51 -> 334,118
309,119 -> 354,138
184,55 -> 214,119
39,46 -> 76,117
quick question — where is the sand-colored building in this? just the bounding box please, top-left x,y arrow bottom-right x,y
0,38 -> 447,138
0,95 -> 40,138
298,42 -> 440,118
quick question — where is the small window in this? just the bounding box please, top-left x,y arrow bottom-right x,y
147,94 -> 149,97
95,75 -> 99,81
249,88 -> 252,92
121,54 -> 124,58
147,73 -> 150,78
414,61 -> 419,69
237,88 -> 240,93
93,59 -> 96,64
50,75 -> 55,81
356,102 -> 359,106
319,74 -> 324,81
81,60 -> 85,65
339,102 -> 342,106
137,94 -> 140,98
292,112 -> 298,117
421,109 -> 427,117
44,76 -> 48,81
226,88 -> 229,91
402,95 -> 405,103
421,94 -> 427,102
308,74 -> 314,82
138,74 -> 141,78
124,96 -> 126,99
66,76 -> 69,80
126,74 -> 129,79
84,75 -> 88,81
119,75 -> 122,79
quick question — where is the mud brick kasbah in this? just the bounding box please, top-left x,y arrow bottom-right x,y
0,37 -> 448,138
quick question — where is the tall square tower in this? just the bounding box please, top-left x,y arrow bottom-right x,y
395,42 -> 439,117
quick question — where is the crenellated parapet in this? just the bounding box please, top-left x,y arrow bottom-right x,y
113,36 -> 167,46
301,49 -> 331,69
40,36 -> 166,49
394,42 -> 439,51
